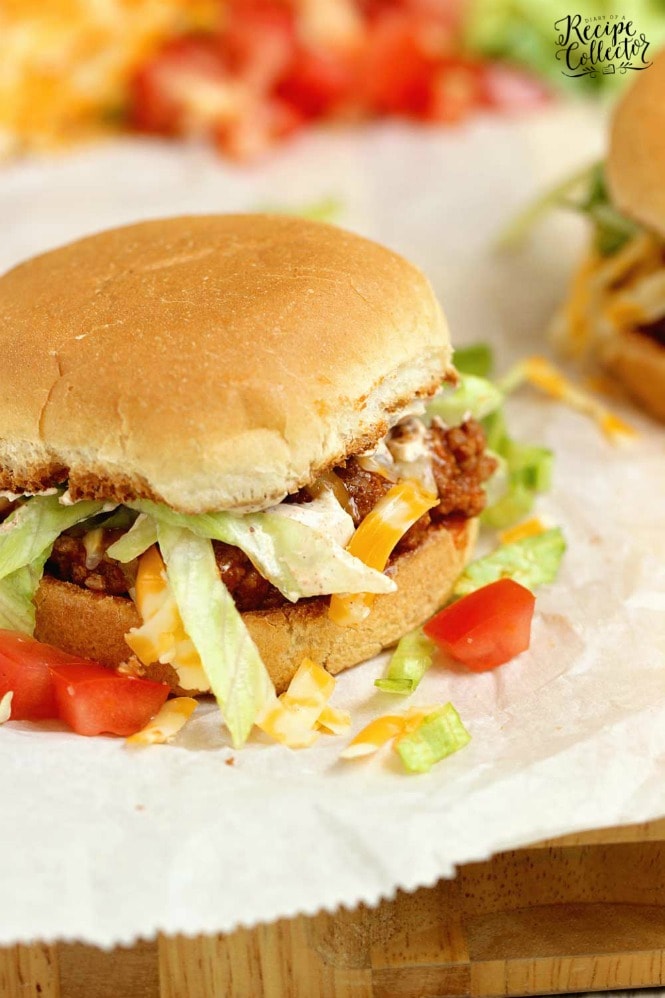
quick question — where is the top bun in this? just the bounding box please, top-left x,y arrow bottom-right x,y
607,49 -> 665,236
0,215 -> 452,513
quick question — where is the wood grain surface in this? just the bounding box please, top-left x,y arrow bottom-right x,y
6,819 -> 665,997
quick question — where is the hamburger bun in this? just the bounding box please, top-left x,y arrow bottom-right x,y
0,214 -> 452,514
590,56 -> 665,422
600,327 -> 665,422
607,48 -> 665,237
34,520 -> 477,693
2,214 -> 479,692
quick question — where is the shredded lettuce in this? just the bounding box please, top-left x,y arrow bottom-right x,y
396,703 -> 471,773
496,160 -> 642,254
156,523 -> 274,748
453,343 -> 494,378
93,507 -> 137,532
0,494 -> 105,634
0,550 -> 51,633
426,374 -> 504,425
572,162 -> 641,256
505,440 -> 553,493
465,0 -> 568,92
495,162 -> 597,251
481,440 -> 553,529
295,197 -> 343,223
130,500 -> 395,602
453,527 -> 566,597
106,514 -> 158,563
255,197 -> 342,223
495,362 -> 529,396
481,480 -> 536,529
0,495 -> 105,581
482,407 -> 509,451
482,451 -> 510,508
480,404 -> 554,529
375,629 -> 434,695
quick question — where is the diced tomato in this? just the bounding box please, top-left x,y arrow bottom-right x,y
0,629 -> 170,735
359,14 -> 483,122
126,0 -> 547,159
216,95 -> 304,160
480,64 -> 550,111
361,14 -> 438,116
223,0 -> 296,90
362,0 -> 464,30
424,579 -> 535,672
130,36 -> 235,135
428,61 -> 485,124
0,630 -> 60,720
277,45 -> 356,118
50,663 -> 169,737
130,8 -> 302,157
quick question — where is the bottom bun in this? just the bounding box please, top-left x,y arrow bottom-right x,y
34,519 -> 477,693
601,330 -> 665,422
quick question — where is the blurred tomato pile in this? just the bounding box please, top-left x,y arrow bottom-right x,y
129,0 -> 549,160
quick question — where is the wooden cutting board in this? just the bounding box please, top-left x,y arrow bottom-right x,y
4,818 -> 665,997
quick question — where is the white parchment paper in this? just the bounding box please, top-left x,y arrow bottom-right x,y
2,106 -> 665,948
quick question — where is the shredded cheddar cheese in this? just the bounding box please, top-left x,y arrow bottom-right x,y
499,518 -> 546,546
125,556 -> 347,751
600,412 -> 635,440
0,0 -> 218,155
126,545 -> 209,692
126,697 -> 198,745
563,252 -> 600,356
517,356 -> 636,443
340,707 -> 432,759
339,715 -> 407,758
604,299 -> 646,329
329,480 -> 438,626
256,658 -> 348,749
554,232 -> 665,407
316,705 -> 352,735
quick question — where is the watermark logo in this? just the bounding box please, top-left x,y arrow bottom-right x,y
555,14 -> 652,79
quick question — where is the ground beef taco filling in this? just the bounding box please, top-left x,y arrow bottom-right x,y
40,418 -> 496,613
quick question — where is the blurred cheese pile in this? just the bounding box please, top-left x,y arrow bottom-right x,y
0,0 -> 218,156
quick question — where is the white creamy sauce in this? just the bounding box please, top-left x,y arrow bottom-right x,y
83,527 -> 105,570
386,417 -> 430,463
359,416 -> 437,494
58,490 -> 116,512
0,488 -> 58,500
267,488 -> 355,549
388,398 -> 427,424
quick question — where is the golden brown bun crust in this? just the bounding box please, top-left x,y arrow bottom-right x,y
602,329 -> 665,422
607,49 -> 665,236
34,519 -> 476,694
0,215 -> 452,513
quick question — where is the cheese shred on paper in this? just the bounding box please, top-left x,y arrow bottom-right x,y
257,658 -> 350,749
506,355 -> 636,442
126,697 -> 198,746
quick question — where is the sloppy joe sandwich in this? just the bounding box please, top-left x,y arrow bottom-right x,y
552,48 -> 665,421
0,214 -> 495,743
